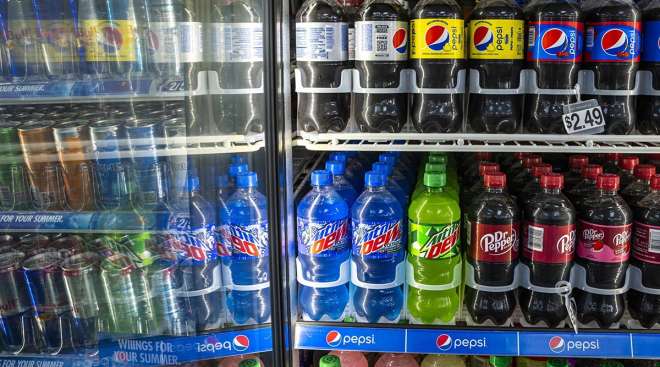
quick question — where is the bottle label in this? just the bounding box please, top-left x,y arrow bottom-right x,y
585,21 -> 641,63
147,22 -> 203,63
354,21 -> 409,61
352,220 -> 402,258
210,22 -> 263,63
296,22 -> 348,62
577,220 -> 632,263
226,222 -> 270,259
522,222 -> 576,264
169,220 -> 218,263
409,221 -> 460,259
297,218 -> 349,257
468,222 -> 519,262
642,20 -> 660,62
7,21 -> 41,62
410,18 -> 464,59
81,20 -> 137,62
527,21 -> 583,62
349,27 -> 356,60
215,224 -> 232,258
40,20 -> 78,63
633,221 -> 660,266
468,19 -> 524,60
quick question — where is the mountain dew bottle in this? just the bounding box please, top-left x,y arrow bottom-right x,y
407,172 -> 462,324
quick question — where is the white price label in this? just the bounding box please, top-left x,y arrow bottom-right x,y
562,99 -> 605,135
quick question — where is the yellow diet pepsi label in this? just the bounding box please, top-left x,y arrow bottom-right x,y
469,19 -> 524,60
82,20 -> 136,62
410,18 -> 464,59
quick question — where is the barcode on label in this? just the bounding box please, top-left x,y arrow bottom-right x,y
586,28 -> 594,48
649,228 -> 660,253
528,27 -> 536,46
377,40 -> 387,52
527,225 -> 544,252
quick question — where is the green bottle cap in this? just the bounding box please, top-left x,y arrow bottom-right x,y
424,172 -> 446,188
428,155 -> 448,165
238,359 -> 262,367
546,359 -> 569,367
319,355 -> 341,367
489,356 -> 512,367
425,163 -> 446,173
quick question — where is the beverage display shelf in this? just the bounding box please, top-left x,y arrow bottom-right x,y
0,325 -> 272,367
295,322 -> 660,359
295,133 -> 660,153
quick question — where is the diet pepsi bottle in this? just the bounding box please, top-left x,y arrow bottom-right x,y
638,0 -> 660,134
354,0 -> 409,133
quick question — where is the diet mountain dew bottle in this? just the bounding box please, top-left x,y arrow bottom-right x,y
407,172 -> 462,324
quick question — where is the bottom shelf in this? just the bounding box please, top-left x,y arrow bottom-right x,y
295,322 -> 658,359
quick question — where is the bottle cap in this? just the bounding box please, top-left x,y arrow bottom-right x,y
523,155 -> 543,169
187,176 -> 200,192
364,171 -> 386,188
237,172 -> 258,188
329,152 -> 347,162
478,162 -> 500,177
425,163 -> 446,173
379,153 -> 397,165
546,359 -> 568,367
231,155 -> 246,165
596,173 -> 620,191
569,155 -> 589,169
651,175 -> 660,191
514,152 -> 529,160
582,164 -> 603,180
424,172 -> 446,188
310,170 -> 332,187
428,155 -> 447,165
229,163 -> 249,178
238,359 -> 262,367
540,173 -> 564,190
605,153 -> 621,162
489,356 -> 512,367
216,174 -> 229,188
372,162 -> 392,177
619,156 -> 639,171
531,163 -> 553,178
476,152 -> 493,161
634,164 -> 657,180
325,160 -> 346,176
319,355 -> 341,367
484,172 -> 506,188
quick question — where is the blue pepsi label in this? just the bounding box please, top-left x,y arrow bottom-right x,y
527,21 -> 583,62
227,223 -> 270,259
585,21 -> 641,62
352,220 -> 402,258
169,219 -> 218,263
297,218 -> 349,257
642,20 -> 660,62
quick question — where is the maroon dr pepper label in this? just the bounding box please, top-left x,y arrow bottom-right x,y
522,222 -> 576,264
633,221 -> 660,264
468,222 -> 519,262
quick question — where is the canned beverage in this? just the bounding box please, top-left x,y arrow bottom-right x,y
18,120 -> 64,210
100,253 -> 154,334
126,118 -> 168,209
22,251 -> 71,354
0,251 -> 33,353
7,0 -> 47,80
164,117 -> 188,207
62,252 -> 102,351
89,119 -> 133,210
53,120 -> 96,211
147,256 -> 192,336
0,121 -> 31,209
32,0 -> 79,79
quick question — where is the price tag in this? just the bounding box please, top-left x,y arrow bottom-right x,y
562,99 -> 605,135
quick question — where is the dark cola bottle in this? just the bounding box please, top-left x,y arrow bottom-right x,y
461,152 -> 494,185
617,156 -> 639,191
621,164 -> 657,209
566,164 -> 603,210
518,163 -> 553,209
520,173 -> 576,327
461,162 -> 500,211
509,155 -> 543,198
465,172 -> 519,325
564,155 -> 589,192
628,175 -> 660,328
575,174 -> 633,328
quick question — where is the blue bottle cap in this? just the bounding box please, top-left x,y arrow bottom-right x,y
236,172 -> 258,188
310,170 -> 332,186
329,152 -> 348,162
325,160 -> 345,175
231,155 -> 246,165
188,176 -> 200,192
364,171 -> 385,187
379,153 -> 397,165
216,174 -> 229,188
229,163 -> 249,178
372,162 -> 392,176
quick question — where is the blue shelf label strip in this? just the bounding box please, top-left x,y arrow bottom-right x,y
295,326 -> 406,352
0,355 -> 99,367
0,211 -> 171,232
0,78 -> 189,99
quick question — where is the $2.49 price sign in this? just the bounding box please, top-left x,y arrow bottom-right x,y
562,99 -> 605,134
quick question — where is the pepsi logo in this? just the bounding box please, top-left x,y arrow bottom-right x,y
549,336 -> 566,353
601,29 -> 629,57
473,26 -> 493,52
393,28 -> 407,54
326,330 -> 342,347
98,23 -> 124,54
542,28 -> 569,57
232,335 -> 250,352
436,334 -> 452,351
657,36 -> 660,50
426,26 -> 450,51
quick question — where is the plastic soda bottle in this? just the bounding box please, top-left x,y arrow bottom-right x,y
421,355 -> 466,367
407,172 -> 462,324
375,353 -> 420,367
329,351 -> 368,367
320,355 -> 342,367
326,160 -> 358,207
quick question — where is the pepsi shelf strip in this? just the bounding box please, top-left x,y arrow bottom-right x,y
295,323 -> 660,358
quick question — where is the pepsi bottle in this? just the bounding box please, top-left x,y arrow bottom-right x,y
638,0 -> 660,134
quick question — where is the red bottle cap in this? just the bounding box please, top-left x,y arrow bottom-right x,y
484,172 -> 506,189
531,163 -> 553,178
523,155 -> 543,169
596,174 -> 620,191
514,152 -> 529,160
619,156 -> 639,171
476,152 -> 493,161
634,164 -> 656,180
478,162 -> 500,177
569,155 -> 589,170
582,164 -> 603,180
651,175 -> 660,191
605,153 -> 621,162
540,173 -> 564,190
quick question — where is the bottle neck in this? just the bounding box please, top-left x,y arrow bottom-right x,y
366,185 -> 386,192
426,186 -> 444,193
571,167 -> 582,174
485,187 -> 504,194
597,188 -> 617,196
542,188 -> 561,195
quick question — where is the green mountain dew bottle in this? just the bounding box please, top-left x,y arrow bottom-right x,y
319,355 -> 341,367
239,359 -> 263,367
546,359 -> 568,367
490,356 -> 513,367
407,172 -> 462,324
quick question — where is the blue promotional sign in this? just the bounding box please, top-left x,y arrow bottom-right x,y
518,331 -> 631,358
295,325 -> 406,352
0,210 -> 171,233
101,326 -> 272,366
406,329 -> 518,355
0,355 -> 100,367
631,333 -> 659,359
